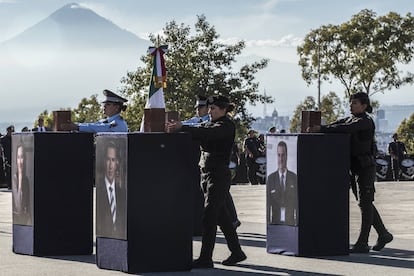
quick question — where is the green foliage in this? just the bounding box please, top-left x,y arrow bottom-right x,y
319,92 -> 345,123
298,9 -> 414,99
289,92 -> 345,133
36,96 -> 102,129
34,110 -> 54,129
397,113 -> 414,153
121,92 -> 147,132
289,96 -> 316,133
120,15 -> 272,132
72,94 -> 102,123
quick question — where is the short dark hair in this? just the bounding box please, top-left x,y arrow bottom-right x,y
207,95 -> 234,112
277,141 -> 287,155
350,92 -> 372,113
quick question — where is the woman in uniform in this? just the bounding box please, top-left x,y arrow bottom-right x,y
61,89 -> 128,133
308,92 -> 393,253
166,95 -> 246,268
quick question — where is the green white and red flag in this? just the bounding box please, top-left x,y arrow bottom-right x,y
146,45 -> 168,108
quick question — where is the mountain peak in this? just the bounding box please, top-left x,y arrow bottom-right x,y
1,2 -> 147,50
66,3 -> 83,8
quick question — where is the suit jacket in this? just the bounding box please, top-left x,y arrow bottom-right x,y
267,170 -> 298,226
96,180 -> 126,239
32,126 -> 51,132
12,175 -> 32,226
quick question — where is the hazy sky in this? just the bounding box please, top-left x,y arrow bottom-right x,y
1,0 -> 413,124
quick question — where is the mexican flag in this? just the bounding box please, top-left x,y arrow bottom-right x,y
146,45 -> 168,108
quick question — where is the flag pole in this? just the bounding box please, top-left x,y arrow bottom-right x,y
141,40 -> 168,132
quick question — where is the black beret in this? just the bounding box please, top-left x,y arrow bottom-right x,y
207,95 -> 230,106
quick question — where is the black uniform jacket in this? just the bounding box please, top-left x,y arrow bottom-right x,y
181,115 -> 235,170
320,112 -> 375,172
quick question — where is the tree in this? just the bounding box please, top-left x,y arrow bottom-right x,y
319,91 -> 345,124
298,9 -> 414,99
71,94 -> 102,123
289,96 -> 316,133
35,96 -> 101,130
289,92 -> 345,133
397,113 -> 414,153
34,110 -> 54,129
120,15 -> 272,133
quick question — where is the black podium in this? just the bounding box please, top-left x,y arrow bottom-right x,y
266,134 -> 349,256
95,133 -> 194,273
12,132 -> 94,256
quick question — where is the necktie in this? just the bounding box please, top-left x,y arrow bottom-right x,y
109,186 -> 116,224
282,174 -> 285,191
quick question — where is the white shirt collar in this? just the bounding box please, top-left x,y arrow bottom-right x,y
278,169 -> 287,179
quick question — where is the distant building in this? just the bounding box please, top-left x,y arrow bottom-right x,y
251,108 -> 290,134
375,132 -> 393,155
373,106 -> 414,154
377,105 -> 414,133
375,109 -> 389,133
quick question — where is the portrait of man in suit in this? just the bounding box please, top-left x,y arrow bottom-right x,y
96,140 -> 126,240
12,142 -> 33,226
267,140 -> 298,226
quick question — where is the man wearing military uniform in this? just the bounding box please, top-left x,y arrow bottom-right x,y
61,89 -> 128,133
308,92 -> 393,253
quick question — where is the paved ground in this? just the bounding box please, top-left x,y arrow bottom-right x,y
1,181 -> 413,275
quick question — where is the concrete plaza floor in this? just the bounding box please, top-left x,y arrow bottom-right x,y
1,181 -> 413,275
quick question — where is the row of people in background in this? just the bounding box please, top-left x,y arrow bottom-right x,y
2,118 -> 52,135
0,121 -> 53,189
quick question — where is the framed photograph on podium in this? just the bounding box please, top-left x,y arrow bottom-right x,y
96,135 -> 128,240
266,135 -> 298,227
12,134 -> 34,226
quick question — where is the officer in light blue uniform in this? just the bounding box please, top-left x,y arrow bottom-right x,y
63,90 -> 128,133
181,95 -> 210,126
